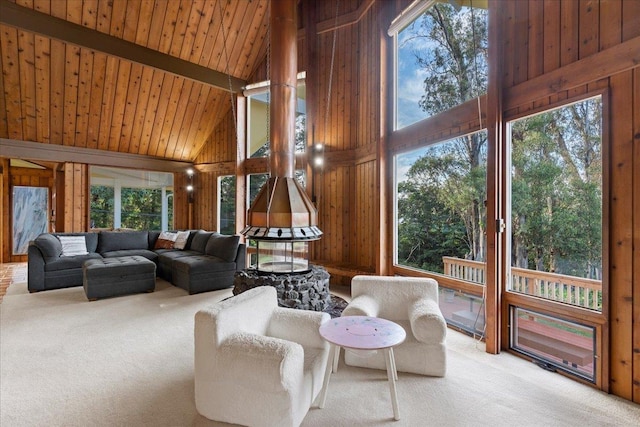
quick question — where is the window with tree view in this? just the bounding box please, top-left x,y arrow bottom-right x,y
394,1 -> 487,129
395,130 -> 487,274
90,166 -> 174,231
508,97 -> 603,311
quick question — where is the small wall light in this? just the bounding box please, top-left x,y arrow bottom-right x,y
186,167 -> 195,203
312,143 -> 324,170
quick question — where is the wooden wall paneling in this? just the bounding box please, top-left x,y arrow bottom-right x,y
501,0 -> 515,88
608,71 -> 634,400
34,31 -> 50,143
117,63 -> 144,153
62,43 -> 80,146
599,0 -> 621,50
17,29 -> 37,142
86,51 -> 105,149
95,56 -> 117,150
238,1 -> 268,80
1,26 -> 22,140
75,47 -> 95,148
0,159 -> 6,263
0,39 -> 6,139
95,0 -> 114,36
128,66 -> 154,154
219,0 -> 250,79
542,0 -> 560,73
147,74 -> 175,157
560,0 -> 579,66
106,60 -> 130,151
512,0 -> 528,86
527,0 -> 544,80
122,0 -> 142,41
156,76 -> 185,158
157,0 -> 180,54
166,80 -> 197,160
134,0 -> 154,46
633,66 -> 640,404
578,0 -> 599,59
180,85 -> 211,160
47,35 -> 63,142
621,0 -> 640,41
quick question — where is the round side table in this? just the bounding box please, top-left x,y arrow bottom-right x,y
318,315 -> 406,420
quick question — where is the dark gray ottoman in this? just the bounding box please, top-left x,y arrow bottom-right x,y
83,256 -> 156,301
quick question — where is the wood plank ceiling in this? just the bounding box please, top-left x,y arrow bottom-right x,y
0,0 -> 270,162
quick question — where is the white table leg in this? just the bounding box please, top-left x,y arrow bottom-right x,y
319,344 -> 337,408
384,348 -> 400,420
332,345 -> 340,373
389,347 -> 398,381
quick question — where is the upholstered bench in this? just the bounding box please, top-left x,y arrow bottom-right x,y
83,256 -> 156,301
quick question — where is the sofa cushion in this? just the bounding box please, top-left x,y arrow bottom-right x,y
154,231 -> 177,249
172,255 -> 236,275
45,253 -> 102,272
173,231 -> 191,250
101,249 -> 158,263
205,233 -> 240,262
33,233 -> 62,261
98,231 -> 149,253
190,231 -> 213,253
58,236 -> 89,256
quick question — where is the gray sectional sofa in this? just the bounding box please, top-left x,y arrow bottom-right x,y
27,230 -> 246,295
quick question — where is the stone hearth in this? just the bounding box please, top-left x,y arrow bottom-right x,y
233,265 -> 331,311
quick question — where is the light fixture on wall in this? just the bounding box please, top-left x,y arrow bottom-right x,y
312,142 -> 324,169
186,168 -> 195,203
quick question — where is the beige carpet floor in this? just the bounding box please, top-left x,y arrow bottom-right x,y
1,279 -> 639,427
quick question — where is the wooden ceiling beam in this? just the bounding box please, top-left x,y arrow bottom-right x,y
0,139 -> 192,173
0,0 -> 247,93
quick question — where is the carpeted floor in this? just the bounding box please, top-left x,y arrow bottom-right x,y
1,280 -> 639,427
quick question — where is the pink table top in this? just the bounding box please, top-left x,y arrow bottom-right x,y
319,316 -> 406,350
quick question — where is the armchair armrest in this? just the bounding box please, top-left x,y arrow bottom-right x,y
269,307 -> 330,349
409,298 -> 447,343
342,294 -> 380,317
217,332 -> 304,393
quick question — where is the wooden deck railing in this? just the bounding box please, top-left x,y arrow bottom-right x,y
442,256 -> 602,311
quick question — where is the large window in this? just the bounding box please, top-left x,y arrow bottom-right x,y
218,175 -> 236,235
90,166 -> 174,231
391,1 -> 487,129
246,80 -> 307,158
507,96 -> 603,311
395,130 -> 487,335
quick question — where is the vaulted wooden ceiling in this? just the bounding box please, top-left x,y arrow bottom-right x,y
0,0 -> 270,162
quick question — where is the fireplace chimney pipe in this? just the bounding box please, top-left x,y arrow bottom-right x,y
269,0 -> 297,179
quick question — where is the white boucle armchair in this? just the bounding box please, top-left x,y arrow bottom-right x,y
194,286 -> 331,427
342,275 -> 447,377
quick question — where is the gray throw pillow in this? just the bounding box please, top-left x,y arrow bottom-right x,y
205,233 -> 240,262
190,231 -> 213,253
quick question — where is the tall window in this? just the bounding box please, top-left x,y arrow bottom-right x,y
395,131 -> 487,335
391,1 -> 487,129
508,96 -> 603,311
246,80 -> 307,158
218,175 -> 236,235
90,166 -> 174,231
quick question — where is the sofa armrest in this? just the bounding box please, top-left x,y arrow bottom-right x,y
216,332 -> 304,393
409,298 -> 447,343
269,307 -> 330,349
342,294 -> 380,317
27,243 -> 46,292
